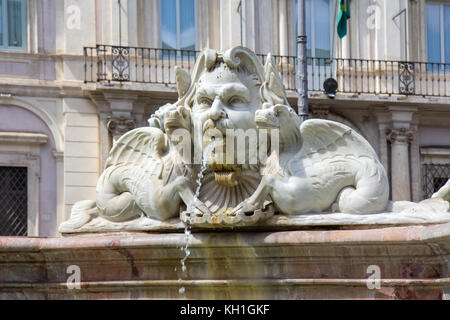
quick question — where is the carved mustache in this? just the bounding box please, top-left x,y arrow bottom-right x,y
202,117 -> 235,135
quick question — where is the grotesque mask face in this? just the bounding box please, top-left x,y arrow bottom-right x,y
161,47 -> 288,218
191,63 -> 263,186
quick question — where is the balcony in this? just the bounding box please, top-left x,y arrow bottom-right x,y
84,45 -> 450,98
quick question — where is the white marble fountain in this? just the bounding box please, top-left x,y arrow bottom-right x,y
59,46 -> 450,234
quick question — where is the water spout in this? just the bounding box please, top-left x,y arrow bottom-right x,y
178,142 -> 215,296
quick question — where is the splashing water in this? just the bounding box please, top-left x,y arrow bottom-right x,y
178,142 -> 215,296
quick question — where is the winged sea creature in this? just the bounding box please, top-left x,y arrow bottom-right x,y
233,104 -> 390,215
59,106 -> 210,232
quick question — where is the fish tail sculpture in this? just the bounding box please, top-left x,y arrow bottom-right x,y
333,156 -> 390,214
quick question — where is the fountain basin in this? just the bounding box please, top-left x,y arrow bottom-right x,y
2,222 -> 450,299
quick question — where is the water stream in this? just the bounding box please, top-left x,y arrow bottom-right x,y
178,142 -> 215,296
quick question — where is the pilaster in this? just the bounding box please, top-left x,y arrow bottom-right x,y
375,111 -> 391,178
87,90 -> 142,171
387,106 -> 418,201
53,150 -> 65,231
278,0 -> 289,56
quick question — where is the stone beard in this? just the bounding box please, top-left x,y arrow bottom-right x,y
186,62 -> 267,216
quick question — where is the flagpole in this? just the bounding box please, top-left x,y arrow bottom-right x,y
297,0 -> 308,121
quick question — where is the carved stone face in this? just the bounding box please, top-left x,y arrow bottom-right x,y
191,63 -> 262,170
188,63 -> 264,215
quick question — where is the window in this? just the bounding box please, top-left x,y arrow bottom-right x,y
426,2 -> 450,64
294,0 -> 332,58
422,163 -> 450,198
160,0 -> 196,51
0,167 -> 27,236
0,0 -> 27,51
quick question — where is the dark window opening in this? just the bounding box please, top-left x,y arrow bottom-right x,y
0,166 -> 27,236
423,164 -> 450,199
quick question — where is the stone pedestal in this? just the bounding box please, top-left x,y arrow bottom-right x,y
1,222 -> 450,300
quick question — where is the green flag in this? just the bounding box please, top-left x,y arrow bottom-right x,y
337,0 -> 350,39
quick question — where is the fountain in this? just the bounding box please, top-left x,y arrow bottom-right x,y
59,46 -> 450,234
179,142 -> 214,296
1,47 -> 449,300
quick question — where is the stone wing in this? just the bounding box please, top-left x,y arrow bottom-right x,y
298,119 -> 379,162
105,127 -> 168,178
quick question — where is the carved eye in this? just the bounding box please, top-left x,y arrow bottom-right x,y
197,97 -> 213,107
228,96 -> 246,105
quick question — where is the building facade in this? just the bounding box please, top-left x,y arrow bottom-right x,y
0,0 -> 449,237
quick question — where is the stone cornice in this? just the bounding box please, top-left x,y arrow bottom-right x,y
0,82 -> 84,98
0,132 -> 48,145
420,147 -> 450,157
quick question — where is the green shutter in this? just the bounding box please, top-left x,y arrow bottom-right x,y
1,0 -> 26,50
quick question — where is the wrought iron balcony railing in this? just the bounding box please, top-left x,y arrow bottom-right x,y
84,45 -> 450,98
